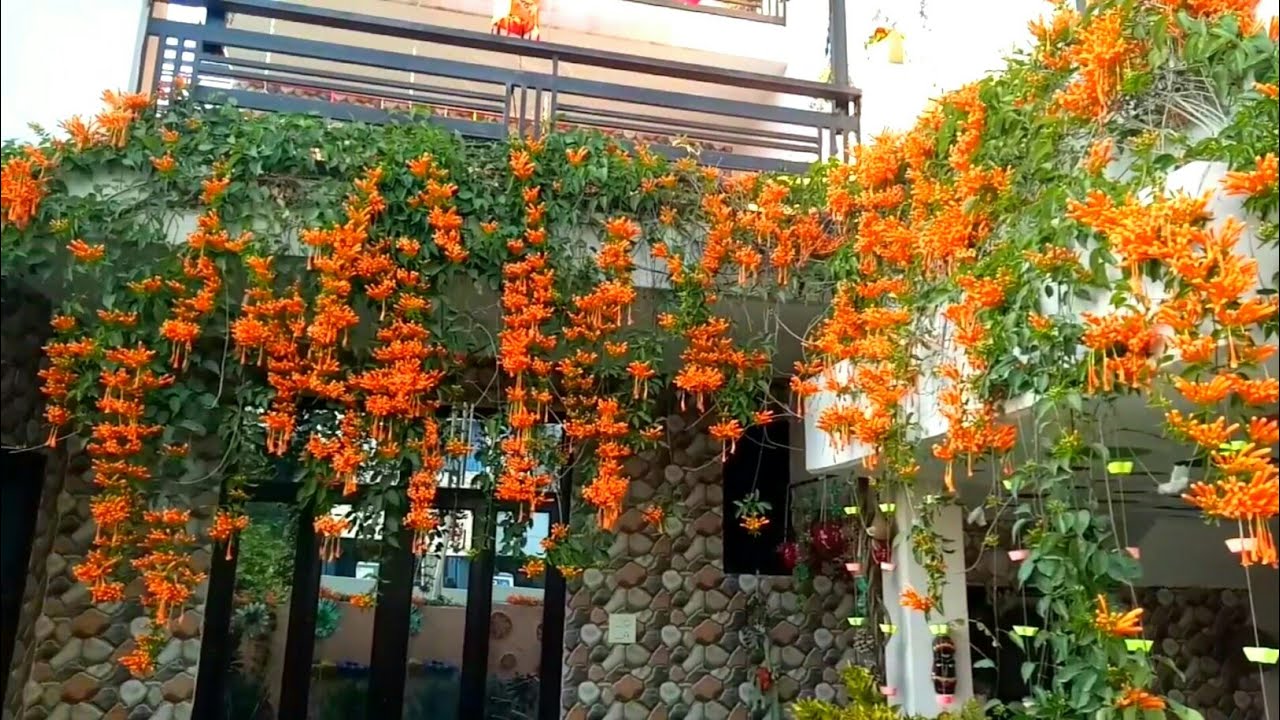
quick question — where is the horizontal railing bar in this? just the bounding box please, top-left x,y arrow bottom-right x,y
555,110 -> 818,155
199,67 -> 503,121
202,53 -> 509,107
623,0 -> 785,25
151,18 -> 854,131
555,100 -> 820,147
198,56 -> 508,116
214,0 -> 856,102
646,143 -> 812,174
193,86 -> 510,140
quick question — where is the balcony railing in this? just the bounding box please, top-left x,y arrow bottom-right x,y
141,0 -> 858,174
625,0 -> 787,25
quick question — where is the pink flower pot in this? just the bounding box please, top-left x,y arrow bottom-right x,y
937,695 -> 955,707
1126,547 -> 1141,559
1226,537 -> 1257,554
1007,549 -> 1029,562
880,686 -> 897,697
845,561 -> 862,575
879,561 -> 895,572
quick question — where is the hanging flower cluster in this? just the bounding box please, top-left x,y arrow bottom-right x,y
1068,170 -> 1280,568
497,142 -> 558,518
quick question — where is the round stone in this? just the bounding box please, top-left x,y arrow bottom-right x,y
660,625 -> 682,647
583,568 -> 605,590
815,682 -> 836,701
580,624 -> 602,646
738,575 -> 759,594
813,628 -> 834,650
577,681 -> 601,705
659,681 -> 682,705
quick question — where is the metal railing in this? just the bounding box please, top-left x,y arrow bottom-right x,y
624,0 -> 787,25
141,0 -> 859,173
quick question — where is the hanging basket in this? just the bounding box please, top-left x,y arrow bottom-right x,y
937,694 -> 955,707
842,505 -> 860,516
879,622 -> 897,636
1243,646 -> 1279,664
1125,639 -> 1154,653
1125,546 -> 1141,559
879,561 -> 896,572
929,623 -> 950,636
1007,549 -> 1029,562
846,616 -> 867,627
879,502 -> 897,514
880,685 -> 898,697
845,561 -> 863,575
1012,625 -> 1039,638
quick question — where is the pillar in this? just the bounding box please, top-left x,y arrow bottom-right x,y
880,486 -> 973,716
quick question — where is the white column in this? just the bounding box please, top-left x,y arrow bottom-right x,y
1,0 -> 149,142
880,487 -> 973,716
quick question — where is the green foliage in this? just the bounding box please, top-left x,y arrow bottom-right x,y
791,666 -> 984,720
234,504 -> 296,603
314,598 -> 342,640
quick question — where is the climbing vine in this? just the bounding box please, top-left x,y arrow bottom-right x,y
1,1 -> 1277,716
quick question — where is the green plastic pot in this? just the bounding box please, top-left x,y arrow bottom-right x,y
1244,646 -> 1278,664
1106,459 -> 1134,475
1012,625 -> 1039,638
1125,639 -> 1153,653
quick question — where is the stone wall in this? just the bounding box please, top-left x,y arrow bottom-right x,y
560,413 -> 864,720
2,281 -> 61,720
1139,587 -> 1271,720
2,284 -> 221,720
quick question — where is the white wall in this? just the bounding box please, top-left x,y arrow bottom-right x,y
0,0 -> 149,143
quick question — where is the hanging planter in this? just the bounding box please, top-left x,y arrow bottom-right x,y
842,505 -> 860,516
879,622 -> 897,636
1125,638 -> 1154,653
1106,459 -> 1135,475
1226,537 -> 1258,554
1244,646 -> 1279,664
929,623 -> 950,636
878,502 -> 897,514
879,560 -> 896,572
844,561 -> 862,575
1012,625 -> 1039,638
1125,546 -> 1141,559
937,694 -> 955,707
1007,549 -> 1029,562
880,685 -> 898,698
846,616 -> 867,627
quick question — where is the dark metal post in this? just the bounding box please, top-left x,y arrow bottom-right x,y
277,501 -> 321,720
829,0 -> 849,94
365,499 -> 415,720
191,487 -> 240,720
458,504 -> 497,719
536,471 -> 571,720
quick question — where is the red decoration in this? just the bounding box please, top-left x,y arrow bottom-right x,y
777,540 -> 799,572
809,520 -> 847,560
492,0 -> 541,40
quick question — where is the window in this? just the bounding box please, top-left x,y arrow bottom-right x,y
722,418 -> 791,575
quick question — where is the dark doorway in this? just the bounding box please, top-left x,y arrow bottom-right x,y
1,449 -> 47,700
723,418 -> 791,575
